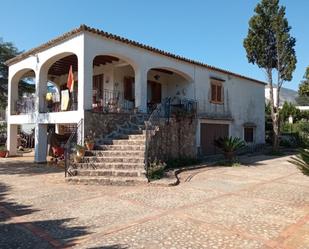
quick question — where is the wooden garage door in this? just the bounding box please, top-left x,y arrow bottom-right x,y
200,123 -> 229,156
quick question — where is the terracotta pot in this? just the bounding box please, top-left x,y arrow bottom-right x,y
85,142 -> 94,150
74,154 -> 82,163
0,150 -> 8,158
76,148 -> 85,158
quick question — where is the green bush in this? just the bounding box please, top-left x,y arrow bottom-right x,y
0,145 -> 6,151
0,122 -> 6,134
214,136 -> 246,162
147,159 -> 166,180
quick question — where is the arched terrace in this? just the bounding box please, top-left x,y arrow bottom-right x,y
146,67 -> 194,112
10,69 -> 36,115
40,53 -> 78,113
91,55 -> 136,113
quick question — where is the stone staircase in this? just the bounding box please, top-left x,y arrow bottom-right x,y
66,114 -> 150,185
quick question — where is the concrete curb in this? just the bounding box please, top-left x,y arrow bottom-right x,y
149,163 -> 215,187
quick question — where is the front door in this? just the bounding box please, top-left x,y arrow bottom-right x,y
200,123 -> 229,155
148,81 -> 162,104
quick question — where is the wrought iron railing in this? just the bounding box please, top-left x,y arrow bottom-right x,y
19,131 -> 35,148
64,119 -> 84,177
93,89 -> 134,113
14,96 -> 35,114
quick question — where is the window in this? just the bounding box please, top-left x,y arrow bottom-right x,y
244,127 -> 254,143
210,80 -> 223,103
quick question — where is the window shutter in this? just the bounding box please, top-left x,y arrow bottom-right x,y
244,127 -> 254,143
217,85 -> 222,102
124,77 -> 133,101
211,84 -> 216,101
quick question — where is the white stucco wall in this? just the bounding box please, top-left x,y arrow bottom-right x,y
7,30 -> 266,161
194,69 -> 265,147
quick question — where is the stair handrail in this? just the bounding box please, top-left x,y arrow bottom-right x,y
64,119 -> 84,177
144,97 -> 172,179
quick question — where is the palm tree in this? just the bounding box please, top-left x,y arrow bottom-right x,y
214,136 -> 246,162
289,149 -> 309,176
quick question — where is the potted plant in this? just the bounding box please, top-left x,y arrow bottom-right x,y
75,144 -> 85,158
0,145 -> 8,158
85,130 -> 95,150
73,153 -> 82,163
214,136 -> 245,163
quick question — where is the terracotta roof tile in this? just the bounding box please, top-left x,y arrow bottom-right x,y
5,24 -> 266,85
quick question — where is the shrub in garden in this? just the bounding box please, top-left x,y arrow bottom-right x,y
214,136 -> 246,162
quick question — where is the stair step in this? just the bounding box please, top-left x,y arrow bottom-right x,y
94,144 -> 145,151
74,162 -> 145,170
82,157 -> 145,163
110,134 -> 145,140
119,129 -> 145,135
85,150 -> 145,157
71,169 -> 145,177
66,176 -> 148,186
101,139 -> 145,146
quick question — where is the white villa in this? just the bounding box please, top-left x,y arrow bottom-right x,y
6,25 -> 265,180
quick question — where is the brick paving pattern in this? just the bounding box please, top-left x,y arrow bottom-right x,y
0,154 -> 308,248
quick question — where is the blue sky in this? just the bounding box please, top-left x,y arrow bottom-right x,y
1,0 -> 308,90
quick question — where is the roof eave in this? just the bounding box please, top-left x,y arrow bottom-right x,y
5,24 -> 267,86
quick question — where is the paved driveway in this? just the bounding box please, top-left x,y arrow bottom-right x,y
0,154 -> 308,249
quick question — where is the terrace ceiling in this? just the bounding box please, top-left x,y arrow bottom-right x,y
48,55 -> 120,76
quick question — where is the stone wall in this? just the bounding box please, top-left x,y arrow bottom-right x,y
148,117 -> 197,161
84,111 -> 132,138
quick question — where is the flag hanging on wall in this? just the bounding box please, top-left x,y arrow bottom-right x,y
67,65 -> 74,92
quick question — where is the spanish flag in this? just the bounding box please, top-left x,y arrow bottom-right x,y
67,65 -> 74,92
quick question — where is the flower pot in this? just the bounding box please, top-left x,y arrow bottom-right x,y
85,142 -> 94,150
74,154 -> 82,163
76,148 -> 85,158
0,150 -> 8,158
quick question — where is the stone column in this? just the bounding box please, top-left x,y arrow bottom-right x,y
36,68 -> 48,113
7,124 -> 18,156
34,124 -> 48,163
7,74 -> 18,115
78,52 -> 93,111
134,68 -> 147,113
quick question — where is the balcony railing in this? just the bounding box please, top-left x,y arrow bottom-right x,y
14,96 -> 35,115
92,89 -> 134,113
44,91 -> 77,113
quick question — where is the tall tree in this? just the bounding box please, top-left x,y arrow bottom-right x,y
298,67 -> 309,96
0,38 -> 19,109
0,38 -> 34,109
244,0 -> 297,151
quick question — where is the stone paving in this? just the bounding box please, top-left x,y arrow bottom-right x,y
0,154 -> 308,248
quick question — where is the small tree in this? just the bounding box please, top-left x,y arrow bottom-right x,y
244,0 -> 297,151
296,67 -> 309,106
298,67 -> 309,97
279,101 -> 299,122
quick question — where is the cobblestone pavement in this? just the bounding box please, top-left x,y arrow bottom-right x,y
0,154 -> 308,249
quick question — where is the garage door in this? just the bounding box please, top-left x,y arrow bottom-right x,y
200,123 -> 229,156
